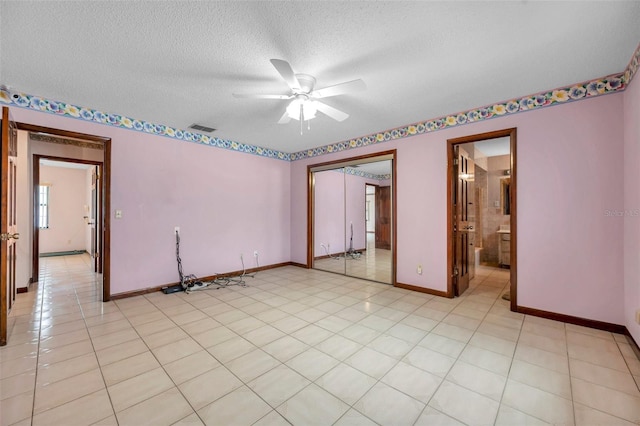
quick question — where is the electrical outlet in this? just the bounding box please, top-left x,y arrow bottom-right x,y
174,226 -> 180,235
254,250 -> 258,258
417,264 -> 423,275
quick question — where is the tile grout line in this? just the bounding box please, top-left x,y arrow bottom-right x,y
79,263 -> 119,425
29,263 -> 47,425
474,278 -> 520,426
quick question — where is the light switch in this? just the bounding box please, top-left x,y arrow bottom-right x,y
115,210 -> 122,219
494,200 -> 500,208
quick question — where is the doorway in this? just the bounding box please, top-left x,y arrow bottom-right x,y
447,128 -> 517,309
34,157 -> 103,278
19,123 -> 112,302
307,150 -> 396,284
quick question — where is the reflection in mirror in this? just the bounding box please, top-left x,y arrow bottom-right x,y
501,177 -> 511,215
312,159 -> 393,284
313,168 -> 346,276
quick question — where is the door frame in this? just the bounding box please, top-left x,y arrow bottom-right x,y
18,123 -> 112,302
307,150 -> 397,285
365,183 -> 377,243
447,128 -> 517,310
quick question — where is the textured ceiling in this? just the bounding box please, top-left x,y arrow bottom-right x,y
1,1 -> 639,154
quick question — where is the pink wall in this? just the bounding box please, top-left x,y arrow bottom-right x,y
291,93 -> 626,325
624,75 -> 640,342
39,165 -> 88,253
11,108 -> 292,295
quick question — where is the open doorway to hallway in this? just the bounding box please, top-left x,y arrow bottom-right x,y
36,158 -> 101,292
17,124 -> 112,302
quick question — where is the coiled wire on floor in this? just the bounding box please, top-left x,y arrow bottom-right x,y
175,230 -> 253,293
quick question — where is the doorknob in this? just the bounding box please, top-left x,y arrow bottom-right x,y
0,232 -> 19,241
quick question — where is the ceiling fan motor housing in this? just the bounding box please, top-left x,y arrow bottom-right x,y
294,74 -> 316,94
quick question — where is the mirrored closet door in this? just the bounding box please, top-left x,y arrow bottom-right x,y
310,152 -> 395,284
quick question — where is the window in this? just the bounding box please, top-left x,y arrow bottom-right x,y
39,185 -> 50,229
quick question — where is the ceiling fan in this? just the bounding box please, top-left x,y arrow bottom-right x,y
233,59 -> 366,133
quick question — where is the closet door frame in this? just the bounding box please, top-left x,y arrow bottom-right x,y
306,150 -> 396,285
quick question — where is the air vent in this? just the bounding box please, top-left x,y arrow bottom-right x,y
189,124 -> 216,133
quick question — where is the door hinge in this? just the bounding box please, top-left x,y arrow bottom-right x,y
453,158 -> 459,166
452,266 -> 459,277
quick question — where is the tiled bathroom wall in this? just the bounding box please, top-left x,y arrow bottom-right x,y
479,155 -> 511,265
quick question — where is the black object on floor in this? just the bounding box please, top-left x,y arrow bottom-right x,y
162,284 -> 184,294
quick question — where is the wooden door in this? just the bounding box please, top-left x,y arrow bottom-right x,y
453,146 -> 473,296
375,186 -> 391,250
1,107 -> 18,346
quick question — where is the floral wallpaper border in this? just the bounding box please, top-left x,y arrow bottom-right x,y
344,167 -> 390,181
1,43 -> 638,162
0,86 -> 293,161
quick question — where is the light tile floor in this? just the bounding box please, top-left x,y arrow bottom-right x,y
1,254 -> 640,425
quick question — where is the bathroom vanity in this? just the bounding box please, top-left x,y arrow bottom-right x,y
497,226 -> 510,267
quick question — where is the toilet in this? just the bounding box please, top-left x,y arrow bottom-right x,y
475,247 -> 482,269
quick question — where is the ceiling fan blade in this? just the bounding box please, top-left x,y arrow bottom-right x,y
315,101 -> 349,122
270,59 -> 301,91
311,79 -> 366,99
277,110 -> 292,124
232,93 -> 292,100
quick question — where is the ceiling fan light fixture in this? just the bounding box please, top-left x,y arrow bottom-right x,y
286,98 -> 317,121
